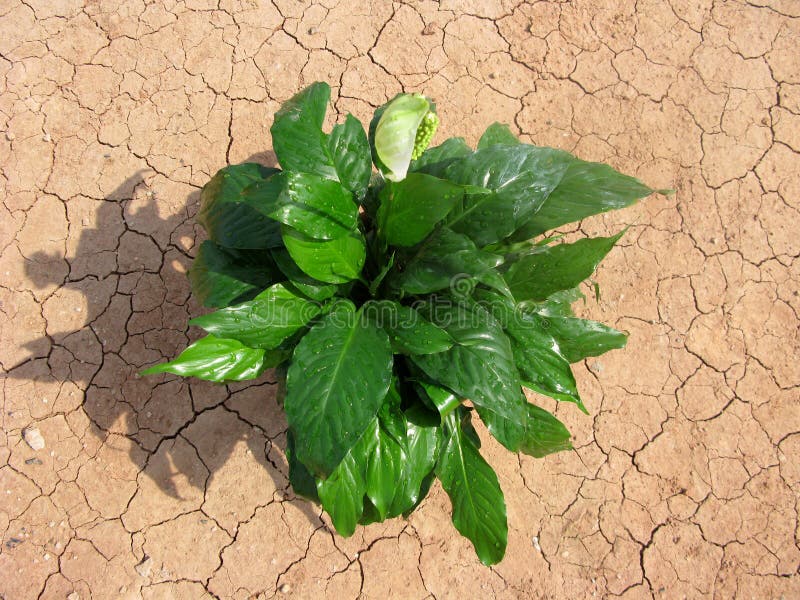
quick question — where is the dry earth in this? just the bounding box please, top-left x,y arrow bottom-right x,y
1,0 -> 799,598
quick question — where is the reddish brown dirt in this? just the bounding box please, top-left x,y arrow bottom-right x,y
1,1 -> 799,598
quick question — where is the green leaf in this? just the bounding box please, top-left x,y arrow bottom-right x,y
198,163 -> 283,249
412,301 -> 527,451
532,314 -> 627,363
316,419 -> 375,536
411,137 -> 472,177
436,409 -> 507,565
363,301 -> 453,355
511,160 -> 654,240
391,228 -> 509,298
285,303 -> 393,476
271,248 -> 338,301
520,404 -> 572,458
358,497 -> 382,526
533,287 -> 586,317
377,173 -> 464,247
505,311 -> 585,412
368,252 -> 395,297
282,226 -> 366,284
189,240 -> 281,308
443,145 -> 574,247
287,430 -> 319,502
365,413 -> 405,519
329,114 -> 372,198
317,407 -> 408,532
243,172 -> 357,240
271,82 -> 337,179
477,123 -> 519,149
261,346 -> 293,369
417,380 -> 461,417
141,335 -> 266,382
504,231 -> 624,302
189,283 -> 321,349
388,404 -> 441,517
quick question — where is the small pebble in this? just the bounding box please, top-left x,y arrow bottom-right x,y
23,427 -> 45,451
135,556 -> 153,577
42,132 -> 51,142
5,131 -> 15,141
531,536 -> 541,552
67,593 -> 80,600
279,583 -> 291,594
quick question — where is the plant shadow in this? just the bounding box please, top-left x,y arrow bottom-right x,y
4,151 -> 322,528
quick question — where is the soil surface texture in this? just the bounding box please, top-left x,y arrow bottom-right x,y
1,1 -> 799,598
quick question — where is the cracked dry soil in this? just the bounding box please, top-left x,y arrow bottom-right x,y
0,0 -> 799,598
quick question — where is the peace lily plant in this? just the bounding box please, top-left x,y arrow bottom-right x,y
144,82 -> 664,565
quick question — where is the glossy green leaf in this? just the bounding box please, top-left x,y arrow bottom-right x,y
271,82 -> 337,179
443,145 -> 574,247
391,228 -> 509,298
285,303 -> 393,476
243,172 -> 357,240
505,231 -> 624,302
412,301 -> 527,451
189,240 -> 281,308
436,409 -> 507,565
363,301 -> 454,355
533,287 -> 586,317
532,314 -> 627,363
377,173 -> 464,247
358,497 -> 382,526
505,311 -> 585,412
198,163 -> 283,249
477,123 -> 519,149
511,160 -> 654,241
282,226 -> 366,284
317,406 -> 410,532
329,114 -> 372,197
365,414 -> 405,519
316,418 -> 374,536
271,248 -> 338,301
388,404 -> 441,517
189,283 -> 321,349
520,403 -> 572,458
417,380 -> 461,417
411,137 -> 472,177
368,253 -> 395,297
141,335 -> 266,382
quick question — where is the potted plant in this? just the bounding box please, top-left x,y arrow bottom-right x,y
144,82 -> 664,565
